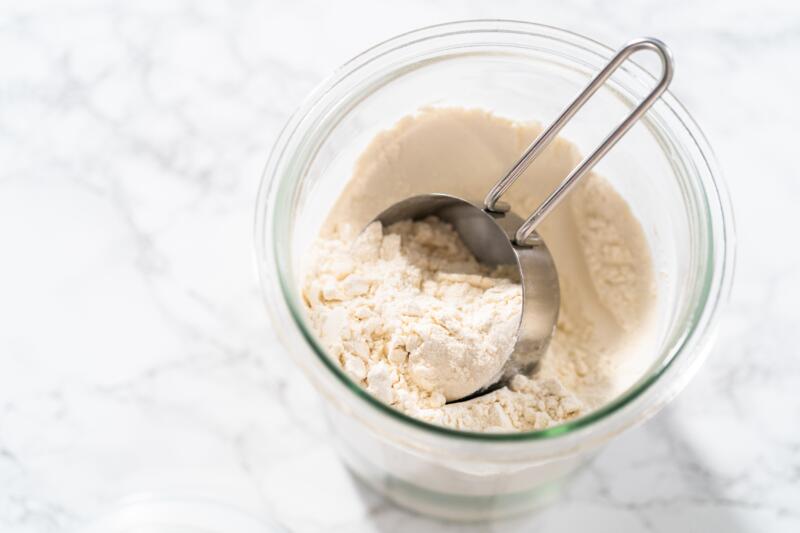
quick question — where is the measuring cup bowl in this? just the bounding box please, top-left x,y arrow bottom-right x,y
371,193 -> 560,394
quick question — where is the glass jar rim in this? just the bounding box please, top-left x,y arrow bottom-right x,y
255,19 -> 736,443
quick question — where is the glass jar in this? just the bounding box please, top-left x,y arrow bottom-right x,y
254,20 -> 735,521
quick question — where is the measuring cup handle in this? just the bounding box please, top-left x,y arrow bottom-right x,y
483,37 -> 674,245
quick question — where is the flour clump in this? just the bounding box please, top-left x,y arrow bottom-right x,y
304,216 -> 584,430
305,217 -> 522,405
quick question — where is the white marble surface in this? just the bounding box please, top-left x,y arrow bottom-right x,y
1,1 -> 798,531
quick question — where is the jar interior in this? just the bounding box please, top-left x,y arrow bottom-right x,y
274,36 -> 711,431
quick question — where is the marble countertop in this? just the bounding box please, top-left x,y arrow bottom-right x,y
1,1 -> 798,531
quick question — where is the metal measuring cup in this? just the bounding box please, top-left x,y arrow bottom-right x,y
368,38 -> 673,401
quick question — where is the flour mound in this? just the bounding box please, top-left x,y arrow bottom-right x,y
303,217 -> 583,430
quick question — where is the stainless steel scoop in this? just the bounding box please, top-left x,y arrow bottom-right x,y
369,38 -> 674,401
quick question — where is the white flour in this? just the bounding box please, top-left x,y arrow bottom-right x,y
302,108 -> 656,433
304,217 -> 582,432
304,217 -> 519,402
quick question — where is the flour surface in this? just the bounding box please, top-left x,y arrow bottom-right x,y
302,108 -> 656,432
306,217 -> 523,401
304,217 -> 581,431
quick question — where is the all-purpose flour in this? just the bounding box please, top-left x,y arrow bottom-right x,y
302,108 -> 656,433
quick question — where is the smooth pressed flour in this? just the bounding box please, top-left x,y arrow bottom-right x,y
302,107 -> 656,433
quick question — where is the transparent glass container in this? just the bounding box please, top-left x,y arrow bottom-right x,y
254,20 -> 735,521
